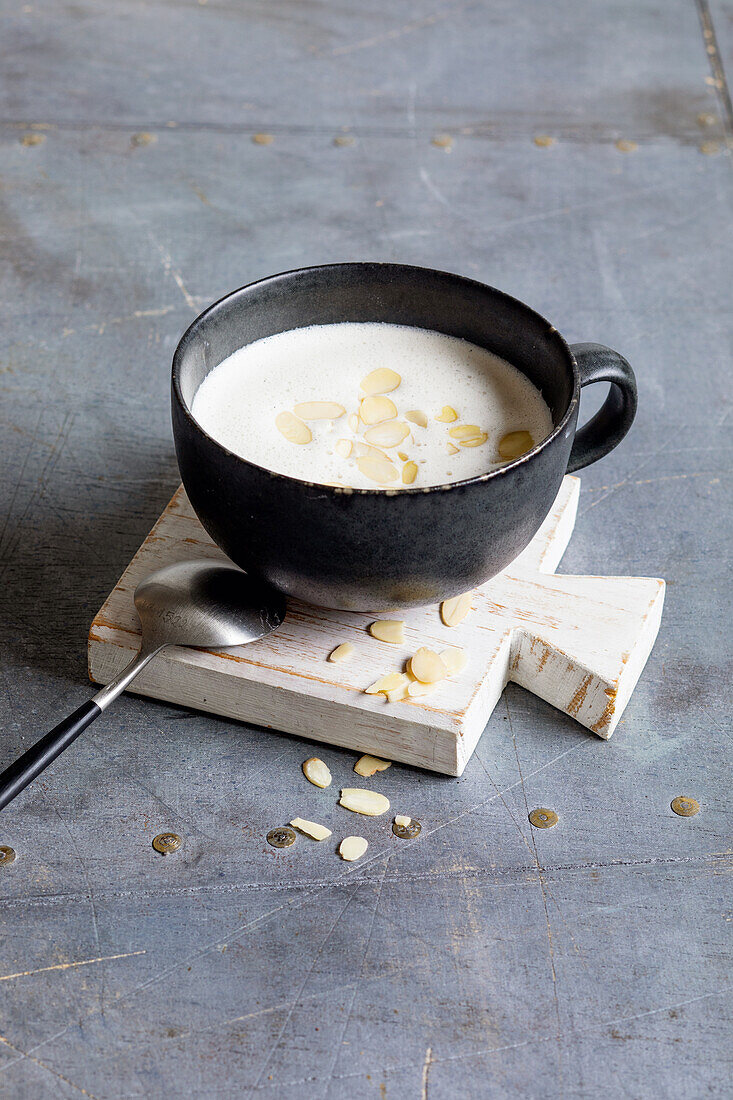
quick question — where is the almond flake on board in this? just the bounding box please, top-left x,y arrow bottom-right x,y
365,672 -> 407,695
440,592 -> 473,627
360,395 -> 397,425
302,757 -> 332,788
293,401 -> 345,420
440,646 -> 467,675
436,406 -> 458,422
339,788 -> 390,816
360,368 -> 401,395
339,836 -> 368,861
394,814 -> 412,827
410,648 -> 447,684
408,679 -> 438,698
369,620 -> 405,644
405,410 -> 428,428
348,413 -> 359,433
363,421 -> 410,448
328,642 -> 354,663
275,411 -> 312,445
386,678 -> 411,703
354,755 -> 392,777
290,818 -> 332,841
335,439 -> 352,458
447,442 -> 459,455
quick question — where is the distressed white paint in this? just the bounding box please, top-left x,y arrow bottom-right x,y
88,477 -> 664,776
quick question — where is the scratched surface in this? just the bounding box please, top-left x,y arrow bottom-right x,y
0,1 -> 731,1097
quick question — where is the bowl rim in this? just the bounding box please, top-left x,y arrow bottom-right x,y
171,261 -> 581,496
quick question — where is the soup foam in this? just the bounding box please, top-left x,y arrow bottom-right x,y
191,322 -> 553,489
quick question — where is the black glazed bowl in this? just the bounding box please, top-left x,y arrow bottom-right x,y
172,263 -> 636,610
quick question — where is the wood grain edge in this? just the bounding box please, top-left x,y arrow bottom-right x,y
88,632 -> 463,775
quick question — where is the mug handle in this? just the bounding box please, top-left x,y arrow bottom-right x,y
566,343 -> 638,472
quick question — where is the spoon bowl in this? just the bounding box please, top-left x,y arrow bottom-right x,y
134,560 -> 287,651
0,560 -> 287,811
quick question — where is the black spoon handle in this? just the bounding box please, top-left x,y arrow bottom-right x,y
0,701 -> 101,811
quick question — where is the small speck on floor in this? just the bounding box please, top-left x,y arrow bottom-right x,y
615,139 -> 638,153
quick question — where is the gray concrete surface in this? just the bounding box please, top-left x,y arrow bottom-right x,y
0,1 -> 731,1097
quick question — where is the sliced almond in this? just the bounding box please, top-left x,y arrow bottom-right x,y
293,401 -> 345,420
302,757 -> 332,788
363,421 -> 409,448
365,671 -> 407,695
369,619 -> 405,644
459,432 -> 488,448
339,788 -> 390,816
440,592 -> 473,627
436,406 -> 458,422
275,411 -> 312,445
397,451 -> 409,462
339,835 -> 368,861
348,412 -> 359,433
449,423 -> 482,440
440,646 -> 468,675
386,678 -> 411,703
394,814 -> 411,827
360,395 -> 397,425
356,453 -> 398,484
360,368 -> 401,395
328,642 -> 354,663
354,755 -> 392,777
402,461 -> 418,485
410,647 -> 447,684
353,441 -> 389,460
498,430 -> 534,460
405,410 -> 428,428
335,438 -> 352,458
408,679 -> 438,697
290,817 -> 332,841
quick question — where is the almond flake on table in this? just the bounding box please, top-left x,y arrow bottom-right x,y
354,755 -> 392,777
339,836 -> 368,861
302,757 -> 332,788
339,788 -> 390,816
289,818 -> 332,841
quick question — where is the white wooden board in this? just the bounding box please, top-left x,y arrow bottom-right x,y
88,476 -> 665,775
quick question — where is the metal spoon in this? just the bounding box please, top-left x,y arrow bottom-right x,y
0,561 -> 287,811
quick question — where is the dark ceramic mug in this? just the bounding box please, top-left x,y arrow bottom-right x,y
172,263 -> 636,610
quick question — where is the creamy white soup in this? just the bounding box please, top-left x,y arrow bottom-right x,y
191,322 -> 553,489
